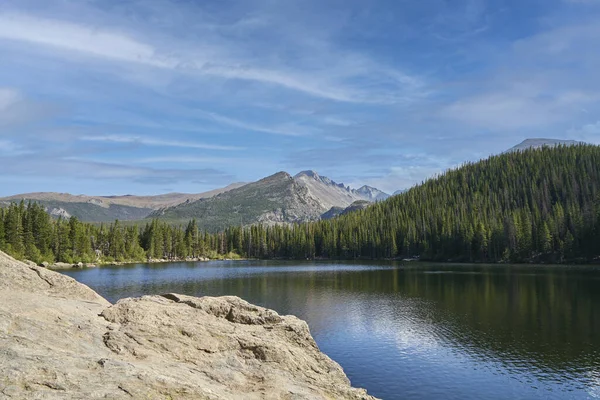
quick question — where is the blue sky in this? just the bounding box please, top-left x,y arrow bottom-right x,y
1,0 -> 599,196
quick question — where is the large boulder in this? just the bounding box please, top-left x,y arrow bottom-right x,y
0,251 -> 377,399
48,262 -> 74,270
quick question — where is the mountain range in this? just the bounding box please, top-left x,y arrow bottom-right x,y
1,139 -> 583,228
0,183 -> 246,223
0,171 -> 390,228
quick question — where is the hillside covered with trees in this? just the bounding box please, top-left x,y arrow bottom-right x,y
301,144 -> 600,263
1,145 -> 599,264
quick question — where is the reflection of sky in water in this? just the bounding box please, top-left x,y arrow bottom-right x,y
63,261 -> 600,400
588,370 -> 600,399
331,292 -> 599,399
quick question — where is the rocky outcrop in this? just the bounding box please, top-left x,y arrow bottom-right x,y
48,207 -> 71,219
0,251 -> 377,400
45,261 -> 76,270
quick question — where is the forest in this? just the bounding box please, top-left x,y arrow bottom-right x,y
1,144 -> 600,264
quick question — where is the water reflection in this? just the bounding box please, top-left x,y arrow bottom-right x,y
63,261 -> 600,400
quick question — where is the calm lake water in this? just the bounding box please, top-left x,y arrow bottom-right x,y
61,261 -> 600,400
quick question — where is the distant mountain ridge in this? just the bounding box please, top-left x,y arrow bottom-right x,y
355,185 -> 389,202
507,138 -> 582,153
0,183 -> 246,222
0,183 -> 246,209
2,172 -> 389,226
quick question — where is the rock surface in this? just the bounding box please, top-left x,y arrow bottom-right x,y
46,261 -> 75,270
0,251 -> 377,400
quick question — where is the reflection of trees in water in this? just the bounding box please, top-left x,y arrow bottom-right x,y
293,264 -> 600,375
403,266 -> 599,372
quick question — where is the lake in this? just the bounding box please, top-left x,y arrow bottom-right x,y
61,261 -> 600,400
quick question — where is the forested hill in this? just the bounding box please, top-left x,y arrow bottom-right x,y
288,144 -> 600,262
1,145 -> 599,264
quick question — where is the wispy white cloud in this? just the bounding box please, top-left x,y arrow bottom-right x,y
348,155 -> 452,193
80,135 -> 243,151
440,90 -> 597,129
202,111 -> 313,136
321,116 -> 355,127
0,11 -> 423,104
0,154 -> 233,185
323,135 -> 347,142
131,156 -> 249,164
567,121 -> 600,144
439,18 -> 600,131
0,13 -> 167,66
0,87 -> 59,128
0,88 -> 20,110
424,0 -> 490,42
0,139 -> 22,154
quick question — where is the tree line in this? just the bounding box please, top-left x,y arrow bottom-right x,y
2,145 -> 600,264
0,201 -> 243,263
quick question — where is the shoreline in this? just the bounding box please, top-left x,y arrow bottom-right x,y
44,256 -> 248,270
41,256 -> 600,271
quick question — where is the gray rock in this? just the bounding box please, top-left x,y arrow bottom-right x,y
40,261 -> 49,268
48,262 -> 73,270
0,251 -> 378,400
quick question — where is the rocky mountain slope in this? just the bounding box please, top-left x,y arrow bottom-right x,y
294,171 -> 366,210
507,138 -> 582,152
150,172 -> 326,230
152,171 -> 389,230
294,171 -> 389,206
0,250 -> 377,399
